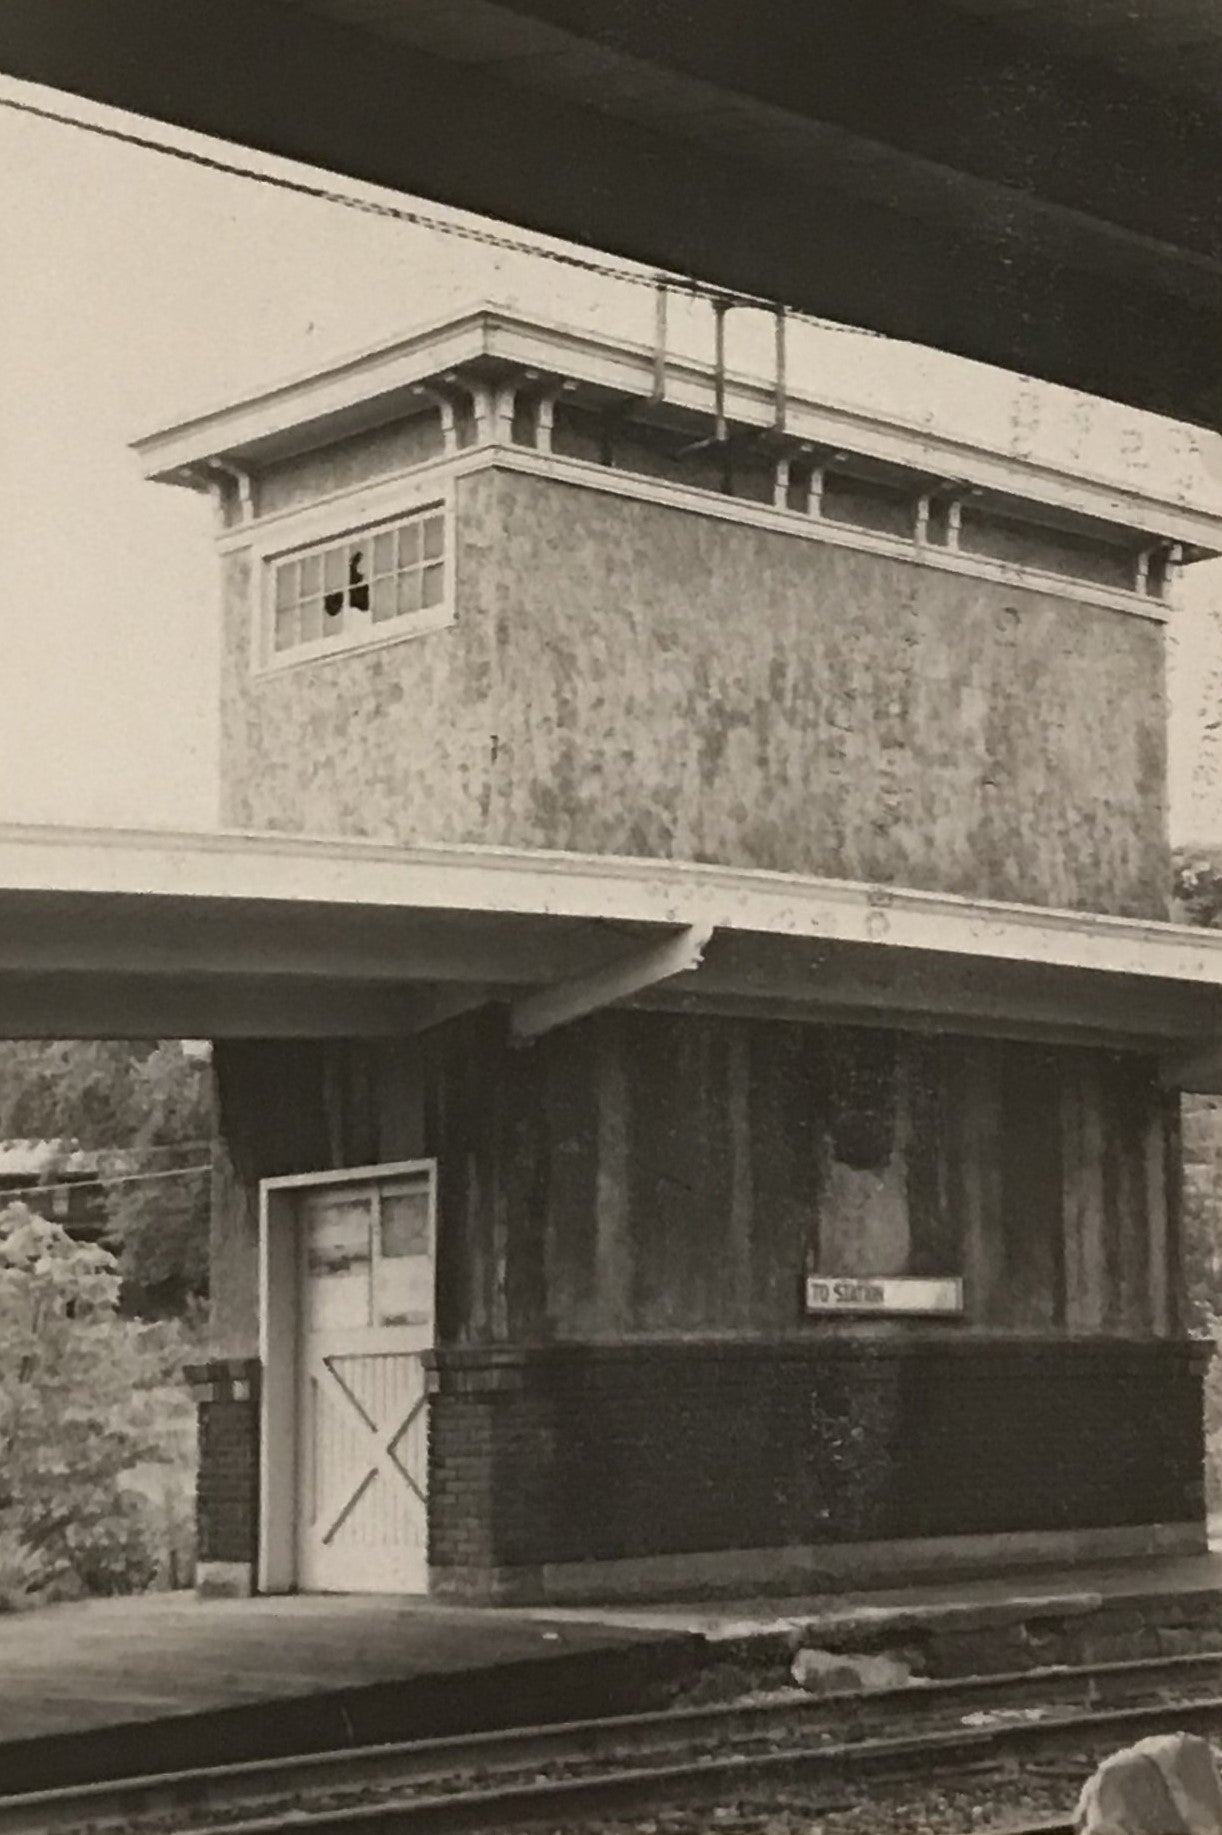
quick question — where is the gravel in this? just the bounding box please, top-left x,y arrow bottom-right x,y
499,1763 -> 1077,1833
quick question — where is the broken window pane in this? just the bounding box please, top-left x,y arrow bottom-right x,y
347,548 -> 370,612
271,506 -> 449,661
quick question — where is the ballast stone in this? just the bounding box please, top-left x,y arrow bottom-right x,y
790,1647 -> 913,1693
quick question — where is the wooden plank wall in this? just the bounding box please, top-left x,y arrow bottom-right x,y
211,1012 -> 1180,1354
419,1010 -> 1178,1344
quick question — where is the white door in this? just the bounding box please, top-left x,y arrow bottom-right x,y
296,1167 -> 435,1593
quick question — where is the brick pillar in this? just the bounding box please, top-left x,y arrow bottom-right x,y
186,1357 -> 261,1598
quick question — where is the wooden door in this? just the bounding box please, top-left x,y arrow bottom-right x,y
295,1167 -> 434,1593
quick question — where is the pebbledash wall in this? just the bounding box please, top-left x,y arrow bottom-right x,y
185,317 -> 1209,1599
219,465 -> 1169,918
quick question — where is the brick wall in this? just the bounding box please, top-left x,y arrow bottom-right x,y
186,1358 -> 260,1587
427,1338 -> 1207,1590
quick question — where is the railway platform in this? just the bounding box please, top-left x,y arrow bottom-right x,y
5,1546 -> 1222,1792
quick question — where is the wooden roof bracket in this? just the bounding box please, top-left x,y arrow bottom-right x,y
510,923 -> 715,1044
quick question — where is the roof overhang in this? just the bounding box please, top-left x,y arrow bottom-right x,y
132,307 -> 1222,560
1,823 -> 1222,1085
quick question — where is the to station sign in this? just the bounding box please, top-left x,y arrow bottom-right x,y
804,1275 -> 963,1316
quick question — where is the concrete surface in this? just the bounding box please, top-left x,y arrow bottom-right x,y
0,1591 -> 684,1743
4,1545 -> 1222,1786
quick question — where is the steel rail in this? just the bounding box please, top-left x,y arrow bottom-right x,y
5,1653 -> 1222,1834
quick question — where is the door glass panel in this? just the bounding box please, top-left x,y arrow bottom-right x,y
304,1192 -> 372,1329
377,1184 -> 432,1325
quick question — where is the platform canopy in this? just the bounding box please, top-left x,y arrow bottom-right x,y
0,822 -> 1220,1089
5,1 -> 1222,425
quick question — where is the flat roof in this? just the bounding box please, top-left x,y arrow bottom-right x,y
132,306 -> 1222,557
0,822 -> 1220,1056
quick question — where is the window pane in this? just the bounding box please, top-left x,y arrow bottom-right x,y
376,1184 -> 432,1326
347,547 -> 370,613
421,563 -> 445,607
376,1256 -> 431,1326
396,570 -> 421,616
273,602 -> 297,652
299,595 -> 324,645
272,513 -> 448,665
382,1188 -> 430,1258
304,1192 -> 371,1330
324,545 -> 346,593
274,560 -> 298,610
371,575 -> 396,623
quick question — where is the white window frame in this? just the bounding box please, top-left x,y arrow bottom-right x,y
250,473 -> 456,676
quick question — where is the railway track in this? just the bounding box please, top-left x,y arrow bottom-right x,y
6,1648 -> 1222,1834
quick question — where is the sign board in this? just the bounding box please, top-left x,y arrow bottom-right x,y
804,1275 -> 963,1317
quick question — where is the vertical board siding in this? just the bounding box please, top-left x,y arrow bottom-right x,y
541,1022 -> 600,1337
1063,1055 -> 1108,1333
999,1045 -> 1065,1330
746,1024 -> 825,1327
956,1037 -> 1006,1326
213,1018 -> 1177,1357
594,1014 -> 633,1333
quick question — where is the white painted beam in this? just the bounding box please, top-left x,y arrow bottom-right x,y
511,923 -> 713,1043
2,826 -> 1222,1014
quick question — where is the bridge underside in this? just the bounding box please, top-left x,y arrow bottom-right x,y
5,0 -> 1222,424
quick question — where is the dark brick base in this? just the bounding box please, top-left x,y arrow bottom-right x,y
186,1357 -> 261,1593
426,1337 -> 1209,1598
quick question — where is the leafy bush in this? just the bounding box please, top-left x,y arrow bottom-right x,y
0,1203 -> 195,1605
0,1038 -> 211,1316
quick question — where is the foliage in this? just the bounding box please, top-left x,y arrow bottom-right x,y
1174,849 -> 1222,932
102,1043 -> 212,1315
0,1039 -> 211,1315
0,1203 -> 193,1604
1174,859 -> 1222,1510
